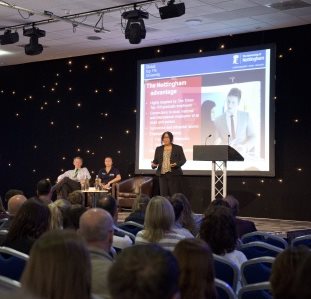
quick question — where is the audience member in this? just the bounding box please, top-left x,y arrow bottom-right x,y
0,194 -> 27,230
200,206 -> 247,289
48,202 -> 63,229
97,195 -> 133,250
174,238 -> 217,299
224,194 -> 257,238
293,251 -> 311,299
124,193 -> 150,225
63,205 -> 87,230
3,189 -> 24,210
135,196 -> 185,251
108,244 -> 180,299
170,195 -> 194,238
21,230 -> 92,299
67,190 -> 84,205
79,208 -> 115,299
270,246 -> 310,299
34,179 -> 53,205
2,200 -> 51,254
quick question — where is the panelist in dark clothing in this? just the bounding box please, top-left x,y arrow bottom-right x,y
98,157 -> 121,190
151,131 -> 186,196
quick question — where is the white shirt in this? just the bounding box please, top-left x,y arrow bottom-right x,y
57,167 -> 91,182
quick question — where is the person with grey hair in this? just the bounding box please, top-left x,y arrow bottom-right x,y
223,194 -> 257,238
79,208 -> 115,299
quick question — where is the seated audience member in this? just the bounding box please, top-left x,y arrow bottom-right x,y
98,156 -> 121,190
174,238 -> 217,299
55,156 -> 91,199
293,251 -> 311,299
224,194 -> 257,238
170,196 -> 194,238
48,202 -> 63,230
79,208 -> 115,299
124,193 -> 150,225
199,206 -> 247,290
53,198 -> 71,219
97,195 -> 132,250
67,190 -> 84,205
21,230 -> 92,299
2,200 -> 51,254
108,244 -> 180,299
33,179 -> 53,205
2,189 -> 24,210
135,196 -> 185,251
0,194 -> 27,230
270,246 -> 310,299
63,205 -> 87,230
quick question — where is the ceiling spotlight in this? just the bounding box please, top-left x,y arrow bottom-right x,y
122,8 -> 149,44
23,26 -> 46,55
0,29 -> 19,45
159,0 -> 185,20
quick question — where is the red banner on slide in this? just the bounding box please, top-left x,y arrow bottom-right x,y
144,76 -> 202,160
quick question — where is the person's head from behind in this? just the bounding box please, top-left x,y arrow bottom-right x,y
63,205 -> 87,230
270,246 -> 310,299
6,200 -> 50,243
293,251 -> 311,299
170,196 -> 184,223
67,190 -> 84,205
48,203 -> 63,230
79,208 -> 114,252
161,131 -> 173,146
144,196 -> 175,243
22,230 -> 91,299
104,156 -> 113,168
37,179 -> 51,196
223,195 -> 239,217
132,193 -> 151,213
174,238 -> 217,299
7,194 -> 27,216
200,206 -> 237,255
73,156 -> 83,169
108,244 -> 180,299
207,198 -> 230,211
227,87 -> 241,115
97,195 -> 117,221
4,189 -> 24,208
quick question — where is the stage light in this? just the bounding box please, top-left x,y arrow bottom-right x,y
23,26 -> 46,55
159,0 -> 185,20
0,29 -> 19,45
122,8 -> 149,44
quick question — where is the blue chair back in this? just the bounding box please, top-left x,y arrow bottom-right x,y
291,235 -> 311,249
213,254 -> 239,292
241,257 -> 275,285
241,232 -> 288,249
238,282 -> 272,299
117,221 -> 144,236
0,275 -> 21,292
239,241 -> 282,260
215,278 -> 237,299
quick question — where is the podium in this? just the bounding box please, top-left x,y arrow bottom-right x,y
193,145 -> 244,200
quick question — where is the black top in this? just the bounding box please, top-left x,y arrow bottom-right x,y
98,167 -> 120,184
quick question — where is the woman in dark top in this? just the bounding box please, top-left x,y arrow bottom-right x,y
125,194 -> 151,225
98,156 -> 121,190
3,200 -> 51,254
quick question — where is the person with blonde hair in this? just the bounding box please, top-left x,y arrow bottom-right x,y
21,230 -> 92,299
174,238 -> 218,299
48,202 -> 63,229
135,196 -> 185,251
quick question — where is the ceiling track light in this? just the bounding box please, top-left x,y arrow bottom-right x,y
159,0 -> 185,19
23,25 -> 46,55
0,29 -> 19,45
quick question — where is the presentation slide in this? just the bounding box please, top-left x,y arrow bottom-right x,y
136,45 -> 275,176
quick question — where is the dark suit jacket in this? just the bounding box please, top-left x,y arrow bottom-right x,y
152,144 -> 186,176
235,218 -> 257,238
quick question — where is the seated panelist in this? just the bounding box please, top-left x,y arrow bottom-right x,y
98,157 -> 121,190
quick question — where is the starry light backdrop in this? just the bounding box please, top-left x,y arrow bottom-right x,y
0,24 -> 310,220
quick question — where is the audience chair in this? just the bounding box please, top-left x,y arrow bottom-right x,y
0,275 -> 21,292
241,256 -> 275,285
215,278 -> 237,299
241,231 -> 288,249
117,221 -> 144,236
0,230 -> 8,246
291,234 -> 311,249
116,176 -> 153,211
0,246 -> 29,281
213,254 -> 239,292
239,241 -> 282,260
0,218 -> 8,226
115,227 -> 136,244
238,282 -> 272,299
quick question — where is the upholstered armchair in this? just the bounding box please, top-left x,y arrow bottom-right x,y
116,176 -> 153,210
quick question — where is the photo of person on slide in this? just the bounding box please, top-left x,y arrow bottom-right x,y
214,87 -> 256,156
200,100 -> 218,145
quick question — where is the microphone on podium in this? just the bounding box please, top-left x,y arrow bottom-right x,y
204,134 -> 212,145
227,134 -> 231,145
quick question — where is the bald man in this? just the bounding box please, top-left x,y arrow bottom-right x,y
79,208 -> 115,299
0,195 -> 27,230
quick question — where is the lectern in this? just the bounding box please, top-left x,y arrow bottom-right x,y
193,145 -> 244,200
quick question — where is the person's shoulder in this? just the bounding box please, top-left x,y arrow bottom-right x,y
172,144 -> 183,150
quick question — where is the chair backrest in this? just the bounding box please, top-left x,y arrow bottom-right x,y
241,231 -> 288,249
239,241 -> 283,259
215,278 -> 237,299
291,234 -> 311,249
0,275 -> 21,292
118,221 -> 144,236
115,227 -> 136,243
238,281 -> 272,299
0,218 -> 9,226
241,256 -> 275,285
213,254 -> 239,292
0,246 -> 29,281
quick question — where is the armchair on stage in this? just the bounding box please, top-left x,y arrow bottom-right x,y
116,176 -> 153,210
193,145 -> 244,200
